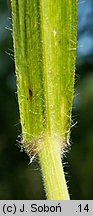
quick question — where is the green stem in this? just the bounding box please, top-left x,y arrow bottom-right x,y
11,0 -> 77,199
38,134 -> 69,199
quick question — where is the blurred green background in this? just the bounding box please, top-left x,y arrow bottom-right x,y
0,0 -> 93,199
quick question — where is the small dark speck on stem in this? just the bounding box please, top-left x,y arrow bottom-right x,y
29,88 -> 33,100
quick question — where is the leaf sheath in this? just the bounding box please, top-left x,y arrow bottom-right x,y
11,0 -> 77,199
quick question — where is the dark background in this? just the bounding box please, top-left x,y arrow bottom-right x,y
0,0 -> 93,199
